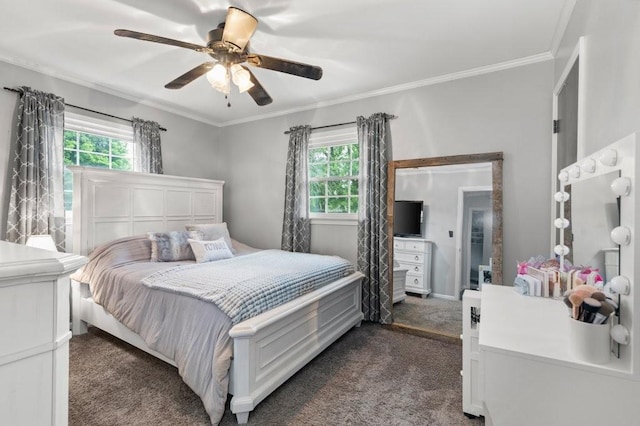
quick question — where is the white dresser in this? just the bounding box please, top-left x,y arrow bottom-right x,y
393,237 -> 432,297
0,241 -> 86,426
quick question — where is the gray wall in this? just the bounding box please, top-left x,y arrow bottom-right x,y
219,61 -> 554,285
556,0 -> 640,155
0,60 -> 221,237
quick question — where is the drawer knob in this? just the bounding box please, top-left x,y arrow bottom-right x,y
414,278 -> 419,284
414,255 -> 419,261
414,266 -> 419,272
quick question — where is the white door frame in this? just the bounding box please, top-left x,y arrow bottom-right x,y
550,36 -> 586,254
465,206 -> 491,287
454,186 -> 491,299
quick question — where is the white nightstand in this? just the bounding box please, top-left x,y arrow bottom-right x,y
393,267 -> 407,303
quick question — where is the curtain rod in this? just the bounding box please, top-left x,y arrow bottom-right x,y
3,87 -> 167,132
283,115 -> 397,135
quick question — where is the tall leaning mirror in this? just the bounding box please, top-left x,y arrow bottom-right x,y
387,152 -> 503,339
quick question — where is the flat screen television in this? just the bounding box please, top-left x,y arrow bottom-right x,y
394,200 -> 423,237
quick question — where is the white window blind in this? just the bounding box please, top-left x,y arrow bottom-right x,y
65,112 -> 133,142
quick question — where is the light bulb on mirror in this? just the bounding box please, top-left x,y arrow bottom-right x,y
558,171 -> 569,183
599,149 -> 618,167
610,226 -> 631,245
554,244 -> 570,256
611,177 -> 631,197
554,191 -> 570,202
580,158 -> 596,173
569,166 -> 581,179
611,325 -> 630,345
554,218 -> 570,229
610,276 -> 630,295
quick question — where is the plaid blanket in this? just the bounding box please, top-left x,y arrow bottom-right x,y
141,250 -> 355,324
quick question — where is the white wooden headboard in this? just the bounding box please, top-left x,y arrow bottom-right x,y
70,166 -> 224,255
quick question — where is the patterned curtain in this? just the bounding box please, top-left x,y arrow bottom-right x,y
281,125 -> 311,252
133,117 -> 163,174
357,112 -> 393,323
6,87 -> 66,250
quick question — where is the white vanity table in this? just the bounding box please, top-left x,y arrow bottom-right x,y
479,285 -> 640,425
0,241 -> 87,426
472,133 -> 640,425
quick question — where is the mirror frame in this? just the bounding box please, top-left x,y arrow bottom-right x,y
387,152 -> 504,310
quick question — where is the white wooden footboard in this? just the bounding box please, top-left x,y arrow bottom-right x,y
71,272 -> 364,424
228,272 -> 363,424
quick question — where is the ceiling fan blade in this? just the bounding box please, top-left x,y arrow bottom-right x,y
165,62 -> 214,89
243,66 -> 272,106
114,29 -> 209,53
246,54 -> 323,80
222,7 -> 258,51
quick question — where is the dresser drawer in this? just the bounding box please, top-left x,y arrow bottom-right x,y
405,240 -> 428,252
405,274 -> 424,290
396,252 -> 424,264
0,281 -> 54,358
405,264 -> 424,275
394,240 -> 405,250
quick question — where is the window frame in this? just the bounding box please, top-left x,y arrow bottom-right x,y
308,126 -> 359,222
63,112 -> 136,212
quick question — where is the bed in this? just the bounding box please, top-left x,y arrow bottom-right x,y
68,167 -> 364,424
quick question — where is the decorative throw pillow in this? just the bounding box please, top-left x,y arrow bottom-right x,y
148,231 -> 198,262
185,222 -> 237,253
188,238 -> 234,263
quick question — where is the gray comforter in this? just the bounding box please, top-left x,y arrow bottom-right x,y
71,235 -> 353,424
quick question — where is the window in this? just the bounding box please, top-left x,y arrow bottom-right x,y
308,127 -> 359,219
63,112 -> 135,211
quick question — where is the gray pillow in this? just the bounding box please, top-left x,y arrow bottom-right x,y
185,222 -> 236,253
148,231 -> 199,262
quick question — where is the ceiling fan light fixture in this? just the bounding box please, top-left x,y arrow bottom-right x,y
230,64 -> 249,84
207,63 -> 230,94
237,79 -> 254,93
222,7 -> 258,51
230,64 -> 254,93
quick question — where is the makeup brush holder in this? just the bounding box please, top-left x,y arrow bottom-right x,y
569,318 -> 611,364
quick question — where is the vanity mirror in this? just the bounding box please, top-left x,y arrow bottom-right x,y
556,132 -> 638,373
563,170 -> 620,278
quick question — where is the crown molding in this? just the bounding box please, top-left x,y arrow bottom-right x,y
549,0 -> 577,57
0,54 -> 223,127
219,52 -> 554,127
1,50 -> 553,129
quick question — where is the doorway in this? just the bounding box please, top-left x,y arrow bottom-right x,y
456,188 -> 492,298
551,37 -> 583,255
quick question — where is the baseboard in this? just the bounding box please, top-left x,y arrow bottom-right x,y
384,323 -> 462,346
431,293 -> 457,301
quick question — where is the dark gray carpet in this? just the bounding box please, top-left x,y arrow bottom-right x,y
70,324 -> 483,425
394,295 -> 463,337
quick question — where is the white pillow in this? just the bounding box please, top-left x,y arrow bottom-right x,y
185,222 -> 236,253
188,238 -> 234,263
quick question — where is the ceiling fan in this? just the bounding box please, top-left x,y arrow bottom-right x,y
114,7 -> 323,106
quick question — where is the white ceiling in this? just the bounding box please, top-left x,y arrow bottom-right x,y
0,0 -> 572,127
